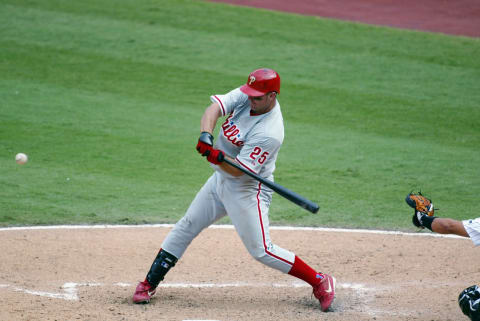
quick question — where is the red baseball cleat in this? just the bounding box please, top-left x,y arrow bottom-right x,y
312,273 -> 336,311
133,280 -> 156,304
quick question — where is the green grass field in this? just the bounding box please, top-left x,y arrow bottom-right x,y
1,0 -> 479,230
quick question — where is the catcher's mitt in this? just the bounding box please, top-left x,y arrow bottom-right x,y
405,192 -> 435,216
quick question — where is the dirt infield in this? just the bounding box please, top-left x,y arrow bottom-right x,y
0,225 -> 478,320
208,0 -> 480,37
2,3 -> 478,321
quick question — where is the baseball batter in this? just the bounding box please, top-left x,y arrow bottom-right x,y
133,68 -> 336,311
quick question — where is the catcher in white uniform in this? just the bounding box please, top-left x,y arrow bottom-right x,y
133,68 -> 336,311
406,193 -> 480,321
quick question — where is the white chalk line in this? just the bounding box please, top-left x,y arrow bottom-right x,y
0,223 -> 466,239
0,281 -> 370,301
0,281 -> 395,318
0,224 -> 466,317
0,282 -> 99,301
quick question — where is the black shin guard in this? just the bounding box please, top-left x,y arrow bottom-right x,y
146,249 -> 178,288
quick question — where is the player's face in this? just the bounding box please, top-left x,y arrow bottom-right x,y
248,92 -> 276,114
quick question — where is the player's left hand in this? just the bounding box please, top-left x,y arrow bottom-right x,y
405,192 -> 435,216
412,211 -> 428,228
406,192 -> 436,229
207,149 -> 224,165
196,132 -> 214,156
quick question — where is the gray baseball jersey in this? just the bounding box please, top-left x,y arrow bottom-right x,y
463,218 -> 480,246
161,87 -> 296,273
210,87 -> 283,181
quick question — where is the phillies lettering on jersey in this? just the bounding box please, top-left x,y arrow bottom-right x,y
221,113 -> 244,147
210,87 -> 284,178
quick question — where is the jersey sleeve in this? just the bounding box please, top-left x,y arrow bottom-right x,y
235,134 -> 281,175
463,218 -> 480,246
210,87 -> 248,117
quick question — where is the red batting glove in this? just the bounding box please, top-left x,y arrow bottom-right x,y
196,132 -> 214,156
196,140 -> 212,156
207,149 -> 225,165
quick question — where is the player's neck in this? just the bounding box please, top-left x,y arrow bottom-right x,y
251,99 -> 276,116
263,99 -> 277,114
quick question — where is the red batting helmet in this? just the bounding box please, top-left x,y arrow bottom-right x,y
240,68 -> 280,97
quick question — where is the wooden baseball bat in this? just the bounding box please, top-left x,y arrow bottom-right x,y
223,158 -> 319,214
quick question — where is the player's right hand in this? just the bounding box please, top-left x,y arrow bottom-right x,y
206,148 -> 224,165
196,132 -> 214,156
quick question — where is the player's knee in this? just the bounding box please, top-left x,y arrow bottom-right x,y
253,252 -> 270,263
175,215 -> 202,237
245,246 -> 268,262
247,245 -> 275,266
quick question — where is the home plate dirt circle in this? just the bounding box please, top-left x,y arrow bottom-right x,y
0,224 -> 477,320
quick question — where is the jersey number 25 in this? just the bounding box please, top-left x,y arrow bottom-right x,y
249,147 -> 269,164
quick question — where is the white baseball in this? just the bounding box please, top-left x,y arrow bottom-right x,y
15,153 -> 28,165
